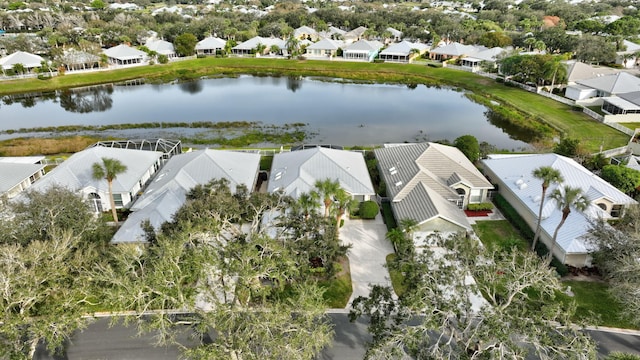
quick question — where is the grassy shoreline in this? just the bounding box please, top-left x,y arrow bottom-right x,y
0,57 -> 630,152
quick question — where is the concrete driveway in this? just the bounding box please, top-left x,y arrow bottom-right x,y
339,214 -> 395,308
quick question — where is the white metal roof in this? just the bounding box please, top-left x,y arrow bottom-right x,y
380,41 -> 428,56
430,42 -> 481,56
0,163 -> 45,194
145,39 -> 175,55
306,38 -> 344,51
602,96 -> 640,110
112,149 -> 260,243
0,156 -> 45,164
195,36 -> 226,50
29,146 -> 164,194
233,36 -> 285,50
267,147 -> 374,199
577,72 -> 640,94
0,51 -> 44,69
344,39 -> 383,52
103,44 -> 147,61
482,153 -> 637,255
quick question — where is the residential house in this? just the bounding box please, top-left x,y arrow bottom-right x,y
232,36 -> 285,56
59,49 -> 101,71
601,91 -> 640,116
0,156 -> 46,200
145,39 -> 177,59
267,147 -> 375,205
27,146 -> 164,213
565,61 -> 618,85
384,27 -> 403,42
112,149 -> 260,244
375,143 -> 494,234
103,44 -> 147,66
0,51 -> 44,73
565,72 -> 640,101
379,40 -> 428,63
428,42 -> 482,61
615,40 -> 640,69
319,26 -> 346,40
459,47 -> 506,71
344,26 -> 368,43
343,39 -> 383,62
482,153 -> 636,267
293,26 -> 318,41
305,38 -> 344,59
195,36 -> 226,56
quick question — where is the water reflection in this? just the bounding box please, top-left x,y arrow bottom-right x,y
178,81 -> 204,94
485,109 -> 537,144
286,76 -> 302,92
58,85 -> 114,113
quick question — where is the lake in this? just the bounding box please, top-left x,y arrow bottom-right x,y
0,75 -> 531,150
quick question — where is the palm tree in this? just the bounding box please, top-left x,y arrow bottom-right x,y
547,185 -> 589,262
285,35 -> 299,57
333,189 -> 357,234
314,179 -> 341,217
12,63 -> 25,76
531,166 -> 564,251
254,43 -> 266,56
92,157 -> 127,225
295,191 -> 320,218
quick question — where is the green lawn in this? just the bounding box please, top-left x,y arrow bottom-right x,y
318,257 -> 353,308
621,122 -> 640,131
386,253 -> 406,297
559,280 -> 637,329
472,220 -> 530,251
0,58 -> 629,153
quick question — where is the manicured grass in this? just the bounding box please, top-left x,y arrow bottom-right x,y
0,58 -> 629,153
318,257 -> 353,308
472,220 -> 530,251
386,253 -> 406,297
260,155 -> 273,172
621,122 -> 640,131
559,280 -> 637,329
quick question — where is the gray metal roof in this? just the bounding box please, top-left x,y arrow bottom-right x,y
429,42 -> 481,56
30,147 -> 164,194
0,51 -> 44,69
306,38 -> 344,51
233,36 -> 285,50
0,163 -> 45,194
577,72 -> 640,94
60,49 -> 100,65
112,149 -> 260,243
344,39 -> 383,52
603,96 -> 640,110
294,26 -> 317,37
391,183 -> 471,230
618,91 -> 640,106
267,147 -> 374,199
375,143 -> 491,227
145,39 -> 175,55
566,61 -> 619,83
482,153 -> 637,254
380,41 -> 428,56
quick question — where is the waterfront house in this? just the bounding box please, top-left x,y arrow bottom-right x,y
103,44 -> 147,66
195,36 -> 226,56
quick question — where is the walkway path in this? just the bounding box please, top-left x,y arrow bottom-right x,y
340,214 -> 395,308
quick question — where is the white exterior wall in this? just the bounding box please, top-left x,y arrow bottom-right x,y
565,86 -> 597,101
603,114 -> 640,123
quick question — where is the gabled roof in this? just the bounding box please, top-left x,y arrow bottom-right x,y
460,47 -> 505,62
345,26 -> 368,38
0,51 -> 44,69
618,40 -> 640,55
306,38 -> 344,51
195,36 -> 226,50
233,36 -> 285,50
482,153 -> 637,255
267,147 -> 375,199
386,27 -> 403,38
577,72 -> 640,94
0,163 -> 45,195
375,143 -> 492,228
29,147 -> 163,194
430,42 -> 481,56
319,26 -> 346,38
103,44 -> 147,61
344,39 -> 383,52
380,41 -> 428,56
112,149 -> 260,243
617,91 -> 640,106
565,61 -> 619,83
59,49 -> 100,65
293,26 -> 317,37
145,39 -> 175,55
602,95 -> 640,111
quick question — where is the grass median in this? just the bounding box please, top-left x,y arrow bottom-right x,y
0,57 -> 630,152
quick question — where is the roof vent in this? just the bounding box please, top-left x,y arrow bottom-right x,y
274,171 -> 283,181
515,178 -> 524,186
518,182 -> 528,190
533,195 -> 541,203
395,181 -> 403,187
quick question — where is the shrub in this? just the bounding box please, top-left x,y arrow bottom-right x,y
467,202 -> 494,211
359,201 -> 379,219
493,194 -> 534,240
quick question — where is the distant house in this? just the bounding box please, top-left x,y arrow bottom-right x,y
27,146 -> 164,213
195,36 -> 226,56
565,72 -> 640,101
344,26 -> 368,43
59,49 -> 101,71
103,44 -> 147,66
112,149 -> 260,244
565,61 -> 619,85
375,143 -> 494,233
293,26 -> 318,41
601,91 -> 640,115
379,41 -> 428,63
343,39 -> 383,62
319,26 -> 346,40
305,38 -> 344,58
429,42 -> 482,61
0,51 -> 44,72
459,47 -> 506,71
268,147 -> 375,203
145,39 -> 177,59
0,157 -> 46,200
385,27 -> 403,42
482,153 -> 637,267
232,36 -> 285,56
615,40 -> 640,69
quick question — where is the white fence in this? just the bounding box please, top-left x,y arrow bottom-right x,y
596,146 -> 630,157
582,107 -> 605,122
603,121 -> 636,136
536,90 -> 575,106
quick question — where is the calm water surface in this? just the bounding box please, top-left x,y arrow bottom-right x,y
0,76 -> 530,149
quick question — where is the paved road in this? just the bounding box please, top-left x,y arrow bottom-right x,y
34,314 -> 640,359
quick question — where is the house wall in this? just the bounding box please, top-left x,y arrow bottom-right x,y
418,217 -> 466,233
603,114 -> 640,123
6,169 -> 45,198
565,86 -> 597,101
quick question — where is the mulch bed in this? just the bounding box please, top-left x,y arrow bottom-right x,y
464,210 -> 492,217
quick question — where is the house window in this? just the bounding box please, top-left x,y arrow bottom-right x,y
611,204 -> 623,218
597,203 -> 607,211
88,193 -> 103,213
469,189 -> 482,203
113,194 -> 124,207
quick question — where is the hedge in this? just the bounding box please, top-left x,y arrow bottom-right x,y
492,194 -> 568,276
359,200 -> 379,219
467,202 -> 494,211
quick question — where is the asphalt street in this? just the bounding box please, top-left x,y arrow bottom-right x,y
33,313 -> 640,360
